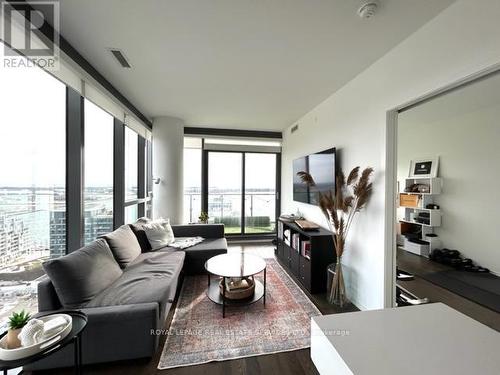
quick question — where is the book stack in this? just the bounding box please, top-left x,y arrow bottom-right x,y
291,233 -> 300,252
301,240 -> 311,259
277,221 -> 284,240
283,229 -> 291,246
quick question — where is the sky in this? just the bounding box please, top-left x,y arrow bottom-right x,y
0,43 -> 66,187
0,41 -> 128,188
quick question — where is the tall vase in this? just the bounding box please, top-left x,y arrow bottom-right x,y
327,257 -> 348,307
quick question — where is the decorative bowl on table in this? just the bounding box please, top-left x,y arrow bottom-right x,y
0,313 -> 72,361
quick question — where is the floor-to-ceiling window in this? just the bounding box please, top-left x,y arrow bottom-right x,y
124,126 -> 150,223
183,137 -> 202,223
0,44 -> 66,326
84,99 -> 114,244
208,152 -> 243,234
182,135 -> 280,236
125,127 -> 138,202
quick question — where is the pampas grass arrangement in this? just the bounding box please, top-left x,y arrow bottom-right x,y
298,166 -> 373,306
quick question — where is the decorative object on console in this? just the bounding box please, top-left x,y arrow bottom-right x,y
279,213 -> 304,223
408,157 -> 439,178
198,211 -> 209,224
6,310 -> 31,349
294,219 -> 320,231
298,166 -> 374,307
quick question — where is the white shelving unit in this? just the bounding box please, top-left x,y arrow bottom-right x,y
398,177 -> 443,257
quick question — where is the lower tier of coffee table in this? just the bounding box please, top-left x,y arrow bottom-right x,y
207,277 -> 265,317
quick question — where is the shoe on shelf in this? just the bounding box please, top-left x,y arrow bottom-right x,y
397,268 -> 414,281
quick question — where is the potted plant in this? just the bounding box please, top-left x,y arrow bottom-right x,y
298,166 -> 373,306
198,211 -> 209,224
7,310 -> 31,348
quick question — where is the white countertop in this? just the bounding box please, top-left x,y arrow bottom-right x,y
311,303 -> 500,375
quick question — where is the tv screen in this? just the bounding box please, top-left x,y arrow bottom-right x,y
293,148 -> 336,205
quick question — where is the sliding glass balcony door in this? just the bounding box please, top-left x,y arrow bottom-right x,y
244,153 -> 276,234
208,152 -> 243,234
207,151 -> 277,235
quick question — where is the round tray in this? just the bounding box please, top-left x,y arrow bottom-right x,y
219,277 -> 255,300
0,314 -> 72,361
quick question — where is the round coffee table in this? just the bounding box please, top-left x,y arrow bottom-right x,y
205,253 -> 266,318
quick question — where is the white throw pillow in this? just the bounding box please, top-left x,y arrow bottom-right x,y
135,216 -> 151,224
142,218 -> 175,250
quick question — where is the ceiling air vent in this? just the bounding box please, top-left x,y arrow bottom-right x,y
291,124 -> 299,134
109,48 -> 131,68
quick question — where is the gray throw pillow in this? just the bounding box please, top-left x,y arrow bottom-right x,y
129,218 -> 153,253
42,239 -> 123,308
101,225 -> 142,268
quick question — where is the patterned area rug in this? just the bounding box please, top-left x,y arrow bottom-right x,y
158,258 -> 321,369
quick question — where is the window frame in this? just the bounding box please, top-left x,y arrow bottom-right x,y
182,135 -> 282,239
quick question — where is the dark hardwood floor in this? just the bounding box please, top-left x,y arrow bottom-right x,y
31,242 -> 356,375
397,248 -> 500,332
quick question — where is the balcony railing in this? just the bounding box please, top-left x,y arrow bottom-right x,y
183,193 -> 276,234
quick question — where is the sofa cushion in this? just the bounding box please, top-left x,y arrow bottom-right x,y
42,239 -> 123,308
101,225 -> 142,268
86,251 -> 185,313
172,224 -> 224,239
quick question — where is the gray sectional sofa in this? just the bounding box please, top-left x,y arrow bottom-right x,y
28,223 -> 227,370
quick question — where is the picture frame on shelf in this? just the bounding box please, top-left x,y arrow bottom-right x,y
409,157 -> 439,178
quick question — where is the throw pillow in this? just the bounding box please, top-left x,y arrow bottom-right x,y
136,217 -> 151,224
143,218 -> 175,250
129,218 -> 153,253
101,224 -> 142,268
42,239 -> 123,308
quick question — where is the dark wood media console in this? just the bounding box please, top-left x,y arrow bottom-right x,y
275,218 -> 335,294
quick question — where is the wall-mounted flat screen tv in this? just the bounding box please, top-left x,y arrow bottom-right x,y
293,147 -> 336,205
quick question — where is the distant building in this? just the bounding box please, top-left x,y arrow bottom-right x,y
49,210 -> 66,258
50,204 -> 113,257
0,187 -> 113,264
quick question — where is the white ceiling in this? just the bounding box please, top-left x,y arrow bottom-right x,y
51,0 -> 454,131
399,72 -> 500,128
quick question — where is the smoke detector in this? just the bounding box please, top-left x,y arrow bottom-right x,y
358,1 -> 378,19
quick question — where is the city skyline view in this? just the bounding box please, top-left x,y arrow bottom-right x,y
0,42 -> 124,330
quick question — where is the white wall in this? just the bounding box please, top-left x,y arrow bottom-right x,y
152,116 -> 184,223
281,0 -> 500,310
398,105 -> 500,275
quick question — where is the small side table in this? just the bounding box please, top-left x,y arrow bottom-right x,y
0,310 -> 87,375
